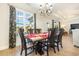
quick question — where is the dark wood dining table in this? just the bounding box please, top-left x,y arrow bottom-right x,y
24,32 -> 49,56
25,32 -> 48,41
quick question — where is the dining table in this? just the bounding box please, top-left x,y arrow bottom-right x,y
25,32 -> 48,41
24,32 -> 49,56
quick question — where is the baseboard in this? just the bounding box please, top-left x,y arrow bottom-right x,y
0,45 -> 9,50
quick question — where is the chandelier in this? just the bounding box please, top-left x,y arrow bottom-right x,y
39,3 -> 53,16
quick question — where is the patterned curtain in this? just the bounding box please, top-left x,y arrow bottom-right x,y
9,5 -> 16,48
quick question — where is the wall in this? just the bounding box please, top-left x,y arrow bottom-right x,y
61,17 -> 79,33
68,17 -> 79,29
36,14 -> 61,32
36,14 -> 79,33
36,14 -> 52,32
0,4 -> 9,50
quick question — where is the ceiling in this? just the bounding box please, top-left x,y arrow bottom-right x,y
26,3 -> 79,19
26,3 -> 79,22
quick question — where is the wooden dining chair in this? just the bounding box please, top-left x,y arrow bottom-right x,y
47,28 -> 62,53
19,28 -> 34,56
58,28 -> 64,48
52,28 -> 64,52
48,29 -> 57,53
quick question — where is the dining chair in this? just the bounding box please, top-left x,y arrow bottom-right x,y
48,28 -> 57,53
52,28 -> 64,52
58,28 -> 64,48
47,28 -> 62,53
19,28 -> 34,56
36,29 -> 41,34
27,29 -> 33,34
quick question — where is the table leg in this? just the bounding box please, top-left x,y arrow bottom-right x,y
25,49 -> 27,56
47,41 -> 49,56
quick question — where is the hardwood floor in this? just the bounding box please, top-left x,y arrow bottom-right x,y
0,35 -> 79,56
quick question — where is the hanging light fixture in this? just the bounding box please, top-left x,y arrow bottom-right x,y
39,3 -> 53,16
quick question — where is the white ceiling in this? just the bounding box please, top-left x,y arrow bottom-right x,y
26,3 -> 79,21
27,3 -> 79,17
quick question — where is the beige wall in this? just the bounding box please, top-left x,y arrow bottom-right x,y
0,4 -> 9,50
36,14 -> 61,32
60,17 -> 79,33
36,14 -> 52,32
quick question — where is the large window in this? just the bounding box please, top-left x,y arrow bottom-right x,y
16,8 -> 33,46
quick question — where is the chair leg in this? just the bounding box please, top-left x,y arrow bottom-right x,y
35,46 -> 37,55
20,48 -> 23,55
53,47 -> 56,53
47,43 -> 49,56
35,50 -> 37,55
25,49 -> 27,56
60,43 -> 63,48
50,44 -> 56,53
57,43 -> 59,51
33,42 -> 37,55
33,42 -> 35,52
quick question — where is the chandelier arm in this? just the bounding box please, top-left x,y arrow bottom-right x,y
39,3 -> 53,16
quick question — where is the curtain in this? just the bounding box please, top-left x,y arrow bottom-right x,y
9,5 -> 16,48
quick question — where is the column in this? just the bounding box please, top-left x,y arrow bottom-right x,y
34,13 -> 36,33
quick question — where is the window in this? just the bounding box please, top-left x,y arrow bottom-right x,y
16,8 -> 33,27
16,8 -> 33,46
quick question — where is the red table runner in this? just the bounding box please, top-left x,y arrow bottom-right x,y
25,32 -> 48,41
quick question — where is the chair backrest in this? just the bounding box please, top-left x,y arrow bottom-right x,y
27,29 -> 33,34
19,28 -> 26,49
48,29 -> 56,44
36,29 -> 41,34
48,28 -> 60,44
27,29 -> 41,34
58,28 -> 64,42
